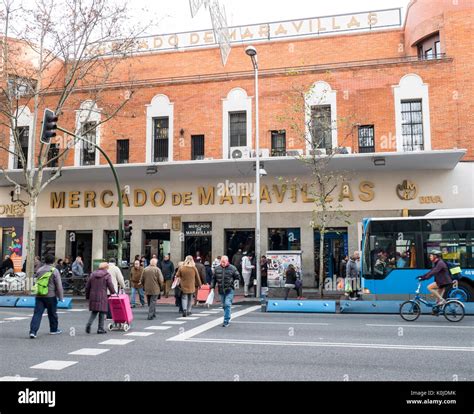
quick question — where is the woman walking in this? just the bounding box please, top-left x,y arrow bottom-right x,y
175,256 -> 202,317
85,262 -> 116,334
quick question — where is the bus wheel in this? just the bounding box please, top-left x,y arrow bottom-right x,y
448,281 -> 473,303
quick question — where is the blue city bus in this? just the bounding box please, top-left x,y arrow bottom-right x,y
361,210 -> 474,302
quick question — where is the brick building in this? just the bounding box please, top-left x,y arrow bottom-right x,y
1,0 -> 473,288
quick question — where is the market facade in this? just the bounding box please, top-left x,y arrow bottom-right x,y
1,0 -> 473,286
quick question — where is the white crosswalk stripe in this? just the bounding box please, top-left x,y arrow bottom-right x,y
99,339 -> 135,345
0,376 -> 37,381
30,360 -> 78,370
163,321 -> 186,325
69,348 -> 110,356
145,326 -> 172,331
124,332 -> 154,337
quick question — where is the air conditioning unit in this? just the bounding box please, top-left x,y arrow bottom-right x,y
252,148 -> 270,158
308,148 -> 327,156
230,146 -> 251,159
286,149 -> 304,157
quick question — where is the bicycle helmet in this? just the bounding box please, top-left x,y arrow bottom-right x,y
430,249 -> 442,257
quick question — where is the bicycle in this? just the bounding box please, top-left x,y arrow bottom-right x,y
400,280 -> 465,323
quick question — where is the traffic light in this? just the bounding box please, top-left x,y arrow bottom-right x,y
124,220 -> 133,241
40,108 -> 58,144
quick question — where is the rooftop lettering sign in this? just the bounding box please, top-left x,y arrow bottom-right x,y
92,8 -> 402,56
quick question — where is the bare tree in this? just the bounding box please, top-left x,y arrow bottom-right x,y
278,81 -> 352,296
0,0 -> 150,281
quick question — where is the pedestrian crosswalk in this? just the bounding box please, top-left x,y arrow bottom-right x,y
3,305 -> 232,379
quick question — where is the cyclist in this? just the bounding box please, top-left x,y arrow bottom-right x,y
418,249 -> 453,311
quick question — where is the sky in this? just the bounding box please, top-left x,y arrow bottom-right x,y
128,0 -> 412,36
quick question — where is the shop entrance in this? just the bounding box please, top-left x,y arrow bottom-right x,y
225,229 -> 255,265
314,229 -> 348,285
143,230 -> 171,263
66,231 -> 93,274
183,222 -> 212,262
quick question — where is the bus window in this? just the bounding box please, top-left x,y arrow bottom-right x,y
424,232 -> 473,268
369,232 -> 417,277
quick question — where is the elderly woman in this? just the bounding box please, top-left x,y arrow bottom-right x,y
175,256 -> 202,317
85,262 -> 116,334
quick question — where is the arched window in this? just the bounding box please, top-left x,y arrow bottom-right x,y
75,100 -> 101,166
305,81 -> 338,154
393,74 -> 431,152
146,94 -> 174,163
222,88 -> 252,159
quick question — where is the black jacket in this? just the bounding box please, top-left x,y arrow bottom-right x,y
160,260 -> 175,280
285,268 -> 297,284
212,264 -> 240,295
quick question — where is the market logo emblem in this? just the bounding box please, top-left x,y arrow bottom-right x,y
396,180 -> 418,201
18,388 -> 56,408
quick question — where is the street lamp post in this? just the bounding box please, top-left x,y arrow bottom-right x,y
245,45 -> 261,298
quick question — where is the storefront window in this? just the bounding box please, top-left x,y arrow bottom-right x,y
268,228 -> 301,251
143,230 -> 171,263
36,231 -> 56,259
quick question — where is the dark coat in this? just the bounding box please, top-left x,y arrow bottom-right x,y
86,269 -> 116,313
285,268 -> 297,284
195,262 -> 206,284
1,258 -> 14,274
212,264 -> 240,295
160,260 -> 175,280
204,264 -> 213,285
420,259 -> 453,287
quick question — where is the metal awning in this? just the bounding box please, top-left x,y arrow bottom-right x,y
0,150 -> 466,186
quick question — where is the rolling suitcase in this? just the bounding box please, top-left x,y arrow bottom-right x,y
108,293 -> 134,332
196,284 -> 211,306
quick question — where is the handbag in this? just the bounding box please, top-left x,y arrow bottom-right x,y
171,277 -> 180,289
295,279 -> 302,289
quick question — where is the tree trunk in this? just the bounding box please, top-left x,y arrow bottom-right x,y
26,196 -> 38,286
319,231 -> 325,297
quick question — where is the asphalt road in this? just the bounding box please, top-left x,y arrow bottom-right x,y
0,303 -> 473,382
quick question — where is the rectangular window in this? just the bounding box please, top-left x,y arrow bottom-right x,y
434,41 -> 441,57
229,111 -> 247,148
423,232 -> 473,269
268,228 -> 301,251
116,139 -> 129,164
15,126 -> 29,169
47,144 -> 59,168
153,117 -> 169,162
425,48 -> 433,60
36,231 -> 56,259
80,121 -> 97,166
358,125 -> 375,153
191,135 -> 205,160
310,105 -> 332,151
271,130 -> 286,156
401,100 -> 424,151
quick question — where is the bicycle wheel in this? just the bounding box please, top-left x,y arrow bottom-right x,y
400,300 -> 421,321
443,300 -> 465,323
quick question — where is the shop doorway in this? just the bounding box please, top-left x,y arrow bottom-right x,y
183,222 -> 212,262
225,229 -> 255,264
314,229 -> 348,285
66,231 -> 93,274
143,231 -> 171,263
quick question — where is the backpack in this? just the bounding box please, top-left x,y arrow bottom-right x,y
32,267 -> 56,296
445,261 -> 462,279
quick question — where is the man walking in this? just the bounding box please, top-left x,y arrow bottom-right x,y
211,256 -> 240,327
140,258 -> 164,320
346,251 -> 361,300
160,255 -> 175,298
29,254 -> 64,338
